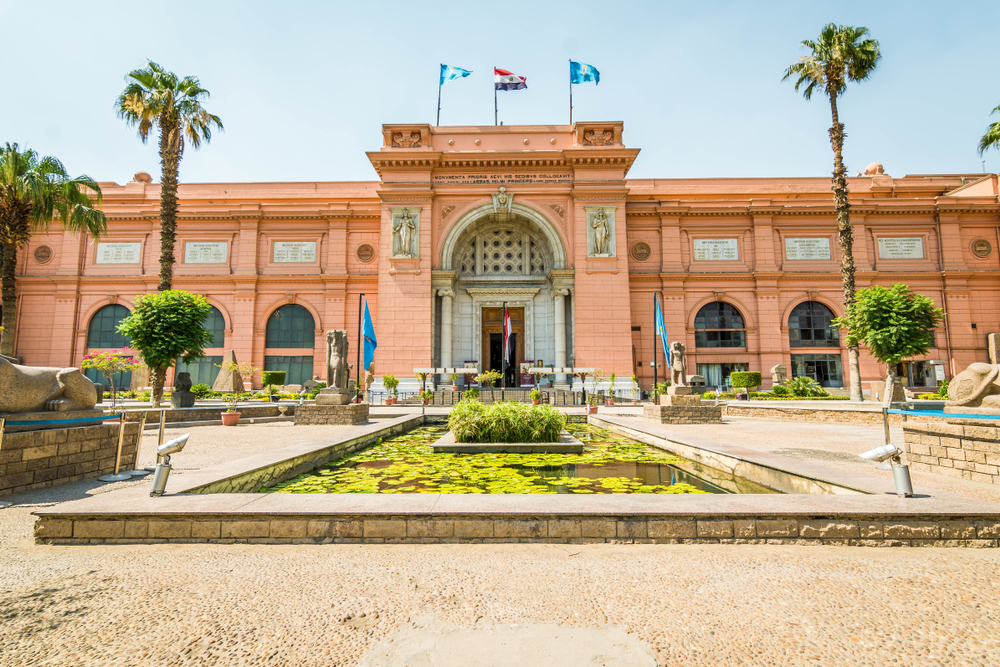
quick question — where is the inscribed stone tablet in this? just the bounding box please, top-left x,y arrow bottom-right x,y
95,242 -> 141,264
184,241 -> 228,264
877,237 -> 923,259
693,238 -> 739,261
273,241 -> 316,263
785,237 -> 831,260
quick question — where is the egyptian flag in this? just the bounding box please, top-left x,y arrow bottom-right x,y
494,68 -> 527,91
503,305 -> 514,367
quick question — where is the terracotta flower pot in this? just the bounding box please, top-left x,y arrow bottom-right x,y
605,398 -> 615,406
221,412 -> 241,426
587,406 -> 598,414
451,385 -> 458,392
531,399 -> 540,405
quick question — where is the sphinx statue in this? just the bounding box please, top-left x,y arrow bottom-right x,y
947,363 -> 1000,410
0,357 -> 98,413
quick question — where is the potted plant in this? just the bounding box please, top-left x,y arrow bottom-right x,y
630,374 -> 639,405
606,373 -> 617,405
217,360 -> 261,424
419,389 -> 433,406
221,393 -> 242,426
587,393 -> 600,415
529,388 -> 541,405
449,372 -> 460,392
382,374 -> 399,404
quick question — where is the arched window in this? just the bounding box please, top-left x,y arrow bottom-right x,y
265,305 -> 315,349
87,304 -> 131,348
789,301 -> 838,347
205,306 -> 226,348
694,302 -> 746,348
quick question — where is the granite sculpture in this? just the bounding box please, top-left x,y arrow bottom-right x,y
0,357 -> 97,413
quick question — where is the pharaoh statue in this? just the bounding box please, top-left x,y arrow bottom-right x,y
947,363 -> 1000,410
669,341 -> 687,387
325,330 -> 350,390
170,372 -> 195,408
392,209 -> 416,258
0,357 -> 98,413
591,208 -> 611,256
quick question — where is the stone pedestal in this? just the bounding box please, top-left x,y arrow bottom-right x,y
314,388 -> 353,406
644,403 -> 722,424
0,409 -> 106,433
294,403 -> 369,425
659,393 -> 702,407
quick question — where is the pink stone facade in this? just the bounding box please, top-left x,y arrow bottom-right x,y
9,122 -> 1000,392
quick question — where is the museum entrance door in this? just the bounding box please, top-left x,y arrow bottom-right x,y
481,307 -> 524,386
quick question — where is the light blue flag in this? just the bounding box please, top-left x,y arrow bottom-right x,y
363,298 -> 377,373
440,64 -> 472,85
654,294 -> 670,366
570,61 -> 600,85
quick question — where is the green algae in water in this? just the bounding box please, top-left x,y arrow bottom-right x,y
261,423 -> 716,495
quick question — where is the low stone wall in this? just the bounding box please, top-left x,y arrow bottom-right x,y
35,513 -> 1000,547
724,402 -> 941,425
904,421 -> 1000,485
127,404 -> 291,425
294,404 -> 368,426
644,404 -> 722,424
1,423 -> 141,496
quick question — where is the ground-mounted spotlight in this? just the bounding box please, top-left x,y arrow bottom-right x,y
859,442 -> 913,497
149,433 -> 190,497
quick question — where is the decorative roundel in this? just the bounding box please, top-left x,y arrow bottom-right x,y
630,242 -> 652,261
33,245 -> 53,264
971,238 -> 993,259
356,244 -> 376,263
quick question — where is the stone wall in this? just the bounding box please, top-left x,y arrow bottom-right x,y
724,403 -> 941,425
294,404 -> 369,426
129,404 -> 290,424
1,423 -> 141,496
904,421 -> 1000,485
644,404 -> 722,424
35,514 -> 1000,547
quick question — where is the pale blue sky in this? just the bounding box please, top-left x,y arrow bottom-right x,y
1,0 -> 998,185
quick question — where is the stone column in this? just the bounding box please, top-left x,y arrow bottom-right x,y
439,289 -> 455,370
554,289 -> 569,388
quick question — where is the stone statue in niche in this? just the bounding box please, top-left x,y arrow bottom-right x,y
392,208 -> 416,258
0,357 -> 97,413
325,330 -> 350,390
669,341 -> 687,387
590,208 -> 612,256
491,186 -> 513,214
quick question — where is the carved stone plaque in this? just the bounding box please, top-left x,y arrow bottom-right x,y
972,239 -> 993,258
184,241 -> 228,264
785,238 -> 831,260
95,242 -> 141,264
356,244 -> 376,263
877,237 -> 923,259
693,238 -> 739,261
630,242 -> 652,261
33,245 -> 53,264
273,241 -> 317,263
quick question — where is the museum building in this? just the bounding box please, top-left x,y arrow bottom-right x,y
10,121 -> 1000,393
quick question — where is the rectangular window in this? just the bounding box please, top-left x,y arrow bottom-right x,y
694,330 -> 746,348
264,356 -> 314,386
176,356 -> 222,387
696,363 -> 748,389
791,354 -> 843,388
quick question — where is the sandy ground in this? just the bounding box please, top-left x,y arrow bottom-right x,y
3,417 -> 1000,666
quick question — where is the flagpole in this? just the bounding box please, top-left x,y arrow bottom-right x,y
653,293 -> 658,404
356,294 -> 364,403
569,59 -> 573,125
436,80 -> 442,126
494,67 -> 498,126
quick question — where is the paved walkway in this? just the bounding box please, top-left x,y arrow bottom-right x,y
3,417 -> 1000,665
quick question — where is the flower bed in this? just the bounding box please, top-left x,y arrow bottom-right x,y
448,399 -> 566,443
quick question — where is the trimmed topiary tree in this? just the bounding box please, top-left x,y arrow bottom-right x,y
730,371 -> 762,394
261,370 -> 286,387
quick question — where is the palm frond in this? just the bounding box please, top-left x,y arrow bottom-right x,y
783,23 -> 881,101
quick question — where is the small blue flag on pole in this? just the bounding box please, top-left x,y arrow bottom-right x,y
654,294 -> 670,366
440,64 -> 472,85
362,298 -> 377,372
569,61 -> 600,85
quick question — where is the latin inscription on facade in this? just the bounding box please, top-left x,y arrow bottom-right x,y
432,172 -> 573,186
877,237 -> 924,259
693,238 -> 739,261
273,241 -> 316,263
95,242 -> 141,264
184,241 -> 228,264
785,237 -> 831,260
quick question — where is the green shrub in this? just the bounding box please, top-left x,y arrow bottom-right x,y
448,399 -> 566,443
191,383 -> 211,398
261,371 -> 286,387
703,391 -> 716,399
785,376 -> 829,398
770,384 -> 790,397
730,372 -> 762,390
464,387 -> 480,400
382,374 -> 399,394
529,388 -> 541,400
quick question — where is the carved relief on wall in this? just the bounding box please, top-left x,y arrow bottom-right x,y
391,208 -> 419,258
583,129 -> 613,146
440,204 -> 457,221
586,207 -> 616,257
491,186 -> 513,214
630,242 -> 651,261
392,131 -> 422,148
547,203 -> 566,219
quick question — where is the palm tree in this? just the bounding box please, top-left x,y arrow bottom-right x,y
115,61 -> 223,291
978,103 -> 1000,156
783,24 -> 881,402
0,144 -> 107,357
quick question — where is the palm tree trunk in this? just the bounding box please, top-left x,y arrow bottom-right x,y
828,92 -> 864,402
1,243 -> 17,357
150,365 -> 166,408
157,121 -> 182,292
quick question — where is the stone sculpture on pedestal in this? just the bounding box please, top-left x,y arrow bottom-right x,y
0,357 -> 97,413
170,372 -> 195,408
946,363 -> 1000,410
646,341 -> 721,423
669,342 -> 687,387
296,331 -> 369,424
771,364 -> 788,385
